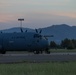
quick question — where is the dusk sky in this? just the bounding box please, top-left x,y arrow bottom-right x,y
0,0 -> 76,29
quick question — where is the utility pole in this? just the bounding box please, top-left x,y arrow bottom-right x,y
18,18 -> 24,32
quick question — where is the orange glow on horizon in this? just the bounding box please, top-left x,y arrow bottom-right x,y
0,11 -> 76,23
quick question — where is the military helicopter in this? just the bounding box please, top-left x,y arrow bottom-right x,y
0,19 -> 53,54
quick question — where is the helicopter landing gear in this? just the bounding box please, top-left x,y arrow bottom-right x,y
33,50 -> 43,54
0,50 -> 6,54
45,48 -> 50,54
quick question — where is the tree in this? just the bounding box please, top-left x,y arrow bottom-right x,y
50,41 -> 57,49
72,39 -> 76,48
67,40 -> 75,49
61,38 -> 75,49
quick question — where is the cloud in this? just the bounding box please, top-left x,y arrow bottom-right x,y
51,11 -> 76,19
24,0 -> 70,6
0,0 -> 70,7
0,13 -> 30,24
0,0 -> 75,14
0,10 -> 76,23
0,1 -> 10,7
0,13 -> 19,22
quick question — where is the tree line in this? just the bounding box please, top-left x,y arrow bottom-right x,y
50,38 -> 76,49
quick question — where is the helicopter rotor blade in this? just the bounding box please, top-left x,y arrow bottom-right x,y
44,36 -> 48,40
39,29 -> 42,34
35,29 -> 38,33
25,30 -> 27,32
20,28 -> 23,33
43,35 -> 54,37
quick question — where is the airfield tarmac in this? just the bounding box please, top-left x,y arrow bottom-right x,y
0,52 -> 76,63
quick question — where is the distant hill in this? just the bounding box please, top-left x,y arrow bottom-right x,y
1,27 -> 34,33
41,24 -> 76,43
1,24 -> 76,44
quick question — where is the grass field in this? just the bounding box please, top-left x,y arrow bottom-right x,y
50,49 -> 76,53
6,49 -> 76,54
0,62 -> 76,75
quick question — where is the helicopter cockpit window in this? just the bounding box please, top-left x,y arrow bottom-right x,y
34,34 -> 42,38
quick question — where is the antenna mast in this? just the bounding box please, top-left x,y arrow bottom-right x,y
18,18 -> 24,32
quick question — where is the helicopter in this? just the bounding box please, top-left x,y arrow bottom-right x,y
0,28 -> 53,54
0,19 -> 53,54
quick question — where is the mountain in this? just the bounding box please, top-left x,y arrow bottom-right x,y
41,24 -> 76,43
1,24 -> 76,44
1,27 -> 34,33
